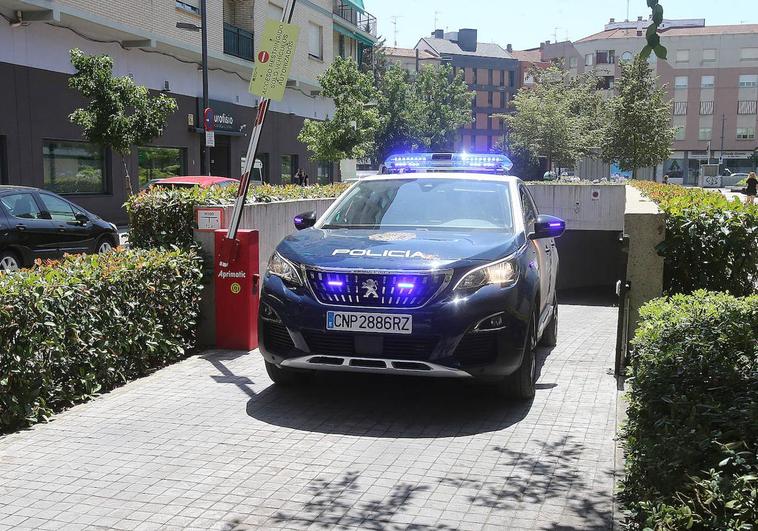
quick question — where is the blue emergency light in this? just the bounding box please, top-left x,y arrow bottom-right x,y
384,153 -> 513,174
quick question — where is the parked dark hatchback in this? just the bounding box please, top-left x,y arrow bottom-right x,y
0,186 -> 119,271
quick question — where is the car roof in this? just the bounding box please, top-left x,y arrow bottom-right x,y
154,176 -> 236,183
0,185 -> 40,194
357,172 -> 522,184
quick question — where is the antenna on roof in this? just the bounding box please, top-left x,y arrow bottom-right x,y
626,0 -> 630,22
434,10 -> 441,30
390,15 -> 402,47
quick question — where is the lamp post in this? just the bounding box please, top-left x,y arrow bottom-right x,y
177,0 -> 210,176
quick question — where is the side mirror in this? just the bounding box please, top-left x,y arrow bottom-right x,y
530,214 -> 566,240
75,213 -> 89,224
294,211 -> 317,230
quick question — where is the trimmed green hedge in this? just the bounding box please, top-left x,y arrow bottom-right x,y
622,291 -> 758,529
631,181 -> 758,296
125,183 -> 349,250
0,249 -> 203,433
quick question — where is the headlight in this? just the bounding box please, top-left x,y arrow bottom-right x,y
266,252 -> 303,286
454,259 -> 518,292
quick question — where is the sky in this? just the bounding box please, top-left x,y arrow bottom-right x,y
367,0 -> 758,51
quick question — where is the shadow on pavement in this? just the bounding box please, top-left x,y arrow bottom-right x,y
245,372 -> 534,438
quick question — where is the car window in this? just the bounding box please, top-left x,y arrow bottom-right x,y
0,193 -> 44,220
520,186 -> 537,228
215,180 -> 237,188
39,193 -> 77,222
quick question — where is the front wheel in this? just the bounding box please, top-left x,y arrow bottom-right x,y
497,313 -> 537,400
265,360 -> 303,385
96,236 -> 117,254
0,250 -> 21,272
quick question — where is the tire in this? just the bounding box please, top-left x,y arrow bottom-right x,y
497,312 -> 537,400
265,360 -> 302,386
0,250 -> 21,272
540,296 -> 558,347
96,236 -> 117,254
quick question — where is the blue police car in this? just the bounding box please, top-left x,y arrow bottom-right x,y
258,153 -> 565,398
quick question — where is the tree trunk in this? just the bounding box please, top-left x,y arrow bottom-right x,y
121,155 -> 133,195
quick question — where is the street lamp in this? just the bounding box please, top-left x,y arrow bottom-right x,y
176,0 -> 210,176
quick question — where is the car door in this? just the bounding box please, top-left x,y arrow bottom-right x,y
0,191 -> 60,259
522,186 -> 557,298
37,192 -> 94,254
519,185 -> 551,317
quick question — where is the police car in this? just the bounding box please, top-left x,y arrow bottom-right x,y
258,153 -> 565,398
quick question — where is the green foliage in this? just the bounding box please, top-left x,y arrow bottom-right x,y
602,56 -> 673,176
622,291 -> 758,530
407,63 -> 475,151
632,181 -> 758,296
68,49 -> 177,193
125,183 -> 349,250
498,65 -> 607,170
640,0 -> 668,61
0,248 -> 203,433
298,58 -> 379,163
373,63 -> 414,163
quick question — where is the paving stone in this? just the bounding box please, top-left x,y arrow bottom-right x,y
0,305 -> 618,530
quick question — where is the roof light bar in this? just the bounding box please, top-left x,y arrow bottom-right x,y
384,153 -> 513,174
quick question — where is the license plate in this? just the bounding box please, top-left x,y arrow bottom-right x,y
326,311 -> 412,334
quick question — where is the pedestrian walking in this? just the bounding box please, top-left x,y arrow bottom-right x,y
745,172 -> 757,205
295,168 -> 304,186
302,171 -> 309,187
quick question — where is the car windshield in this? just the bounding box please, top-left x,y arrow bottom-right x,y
322,178 -> 513,231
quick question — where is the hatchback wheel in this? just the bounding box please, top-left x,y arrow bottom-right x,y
497,312 -> 537,400
0,252 -> 20,272
97,238 -> 115,254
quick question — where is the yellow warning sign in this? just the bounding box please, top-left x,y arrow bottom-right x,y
249,20 -> 299,101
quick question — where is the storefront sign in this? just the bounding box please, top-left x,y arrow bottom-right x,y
196,99 -> 241,133
196,208 -> 225,231
720,151 -> 752,159
249,20 -> 299,101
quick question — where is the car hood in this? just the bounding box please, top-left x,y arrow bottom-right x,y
277,228 -> 524,270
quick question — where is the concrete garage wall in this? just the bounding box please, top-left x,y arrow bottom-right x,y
527,184 -> 626,231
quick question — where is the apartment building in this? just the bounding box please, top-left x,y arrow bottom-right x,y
539,18 -> 758,182
416,29 -> 518,153
383,46 -> 440,76
0,0 -> 377,222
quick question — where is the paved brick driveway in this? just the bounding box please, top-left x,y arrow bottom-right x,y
0,304 -> 620,530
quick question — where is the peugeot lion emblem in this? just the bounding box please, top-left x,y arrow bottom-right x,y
361,279 -> 380,299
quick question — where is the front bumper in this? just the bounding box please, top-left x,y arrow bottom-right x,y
258,274 -> 534,380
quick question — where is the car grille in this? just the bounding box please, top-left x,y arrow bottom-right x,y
453,332 -> 499,365
305,269 -> 449,308
302,330 -> 438,361
261,321 -> 295,352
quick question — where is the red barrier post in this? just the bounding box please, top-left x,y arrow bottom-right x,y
215,230 -> 259,350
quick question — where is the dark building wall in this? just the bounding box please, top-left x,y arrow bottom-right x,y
554,230 -> 624,291
0,61 -> 320,225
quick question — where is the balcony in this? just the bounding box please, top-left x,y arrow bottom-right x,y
223,23 -> 254,61
333,1 -> 377,37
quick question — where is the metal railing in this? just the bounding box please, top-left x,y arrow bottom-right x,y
332,1 -> 377,36
223,23 -> 254,61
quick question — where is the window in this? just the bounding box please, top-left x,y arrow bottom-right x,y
39,193 -> 77,222
175,0 -> 200,15
308,22 -> 323,59
472,68 -> 477,84
673,101 -> 688,115
740,48 -> 758,60
338,34 -> 346,58
737,127 -> 756,140
674,126 -> 686,141
488,69 -> 493,85
699,128 -> 712,140
42,141 -> 106,195
596,51 -> 609,64
674,76 -> 688,89
317,162 -> 331,185
738,100 -> 757,115
675,49 -> 689,63
281,154 -> 295,184
519,186 -> 537,228
569,56 -> 577,68
702,48 -> 717,62
600,76 -> 615,90
487,91 -> 493,106
738,75 -> 758,88
700,75 -> 715,89
138,147 -> 185,187
585,54 -> 593,66
700,101 -> 714,115
0,193 -> 43,220
620,51 -> 633,63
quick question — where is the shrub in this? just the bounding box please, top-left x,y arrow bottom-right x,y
0,248 -> 203,433
632,181 -> 758,296
125,183 -> 349,250
621,291 -> 758,529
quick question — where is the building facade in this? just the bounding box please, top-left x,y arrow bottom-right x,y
415,29 -> 518,153
383,46 -> 440,76
0,0 -> 377,223
539,18 -> 758,182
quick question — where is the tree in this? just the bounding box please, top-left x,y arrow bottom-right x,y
408,64 -> 474,151
298,57 -> 379,176
497,65 -> 607,172
68,49 -> 177,195
602,55 -> 673,178
373,63 -> 414,163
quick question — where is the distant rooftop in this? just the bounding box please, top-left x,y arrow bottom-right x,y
418,38 -> 513,59
577,19 -> 758,43
384,47 -> 440,60
510,49 -> 544,63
